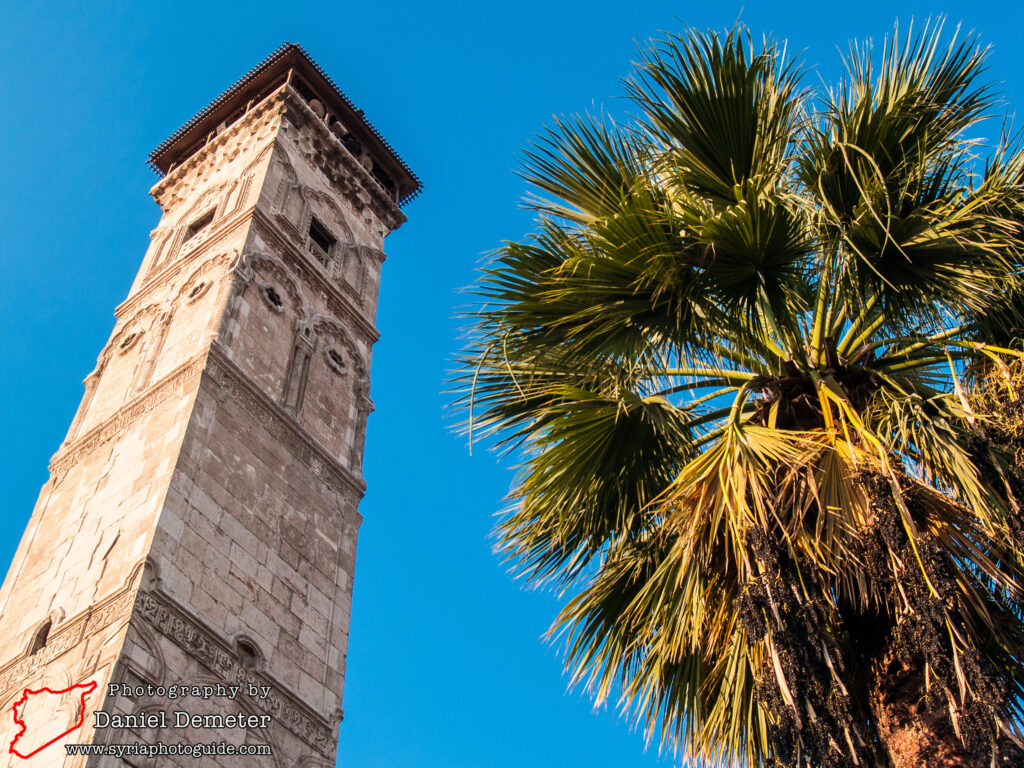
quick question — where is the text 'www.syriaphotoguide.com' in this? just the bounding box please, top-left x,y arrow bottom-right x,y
65,742 -> 272,758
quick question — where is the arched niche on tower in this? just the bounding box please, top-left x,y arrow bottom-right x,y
77,303 -> 171,434
268,149 -> 356,267
336,245 -> 385,314
296,315 -> 369,467
148,252 -> 234,384
305,187 -> 354,273
143,225 -> 174,277
222,142 -> 274,219
229,252 -> 307,400
269,148 -> 307,240
154,181 -> 229,272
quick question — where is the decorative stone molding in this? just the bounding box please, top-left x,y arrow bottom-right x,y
250,211 -> 380,346
183,280 -> 211,305
146,226 -> 174,274
0,582 -> 137,697
131,308 -> 176,394
178,252 -> 232,305
273,149 -> 308,241
115,329 -> 143,355
323,346 -> 348,376
307,187 -> 354,242
282,319 -> 316,412
174,181 -> 229,255
308,315 -> 366,379
118,209 -> 254,320
279,88 -> 405,232
152,93 -> 287,212
350,377 -> 374,470
247,251 -> 306,317
133,590 -> 335,755
204,345 -> 365,499
49,351 -> 208,479
336,244 -> 368,305
106,303 -> 168,361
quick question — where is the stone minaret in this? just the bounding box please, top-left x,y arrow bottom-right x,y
0,44 -> 418,766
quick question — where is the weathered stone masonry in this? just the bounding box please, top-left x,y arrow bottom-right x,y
0,44 -> 418,766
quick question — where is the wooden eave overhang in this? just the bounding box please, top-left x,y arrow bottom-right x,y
148,43 -> 421,206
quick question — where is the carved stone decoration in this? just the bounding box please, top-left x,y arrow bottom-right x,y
278,88 -> 406,232
173,181 -> 229,262
223,174 -> 254,218
202,347 -> 365,498
49,351 -> 207,479
223,138 -> 273,216
308,315 -> 365,378
0,582 -> 137,697
248,252 -> 306,317
337,244 -> 367,302
248,214 -> 380,348
177,251 -> 233,306
66,302 -> 177,432
106,303 -> 167,362
115,330 -> 144,356
307,188 -> 354,244
278,184 -> 309,238
152,92 -> 286,212
350,377 -> 374,471
183,280 -> 211,304
146,226 -> 174,275
273,148 -> 310,241
283,319 -> 316,412
131,307 -> 174,394
133,590 -> 334,755
323,346 -> 348,375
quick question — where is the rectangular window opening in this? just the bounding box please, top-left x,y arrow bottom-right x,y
185,209 -> 215,241
308,218 -> 335,267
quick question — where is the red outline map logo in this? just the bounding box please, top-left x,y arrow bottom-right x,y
8,681 -> 98,759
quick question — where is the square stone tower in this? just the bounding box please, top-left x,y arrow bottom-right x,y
0,44 -> 418,765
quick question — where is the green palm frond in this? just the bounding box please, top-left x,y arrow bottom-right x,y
627,27 -> 803,202
521,114 -> 648,223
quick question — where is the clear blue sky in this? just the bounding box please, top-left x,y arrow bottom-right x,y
2,2 -> 1024,766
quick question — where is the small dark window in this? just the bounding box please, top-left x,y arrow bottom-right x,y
372,166 -> 396,197
309,219 -> 334,253
185,209 -> 215,241
326,349 -> 347,374
237,640 -> 259,669
341,134 -> 362,158
30,620 -> 51,655
308,218 -> 335,267
265,286 -> 283,308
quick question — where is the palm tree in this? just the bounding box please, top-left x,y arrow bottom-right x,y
454,21 -> 1024,768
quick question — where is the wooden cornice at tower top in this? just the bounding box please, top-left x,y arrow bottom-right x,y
149,43 -> 421,206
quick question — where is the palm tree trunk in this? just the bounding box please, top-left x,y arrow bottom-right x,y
868,643 -> 988,768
